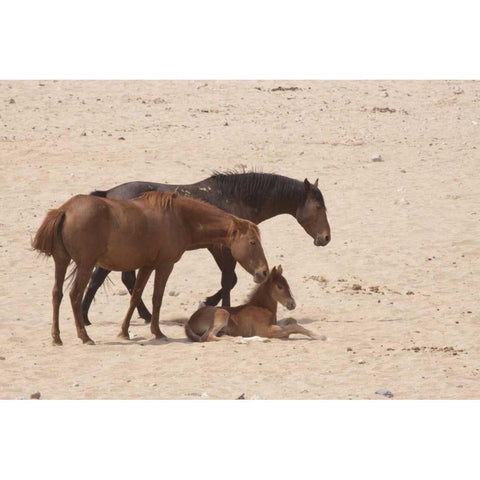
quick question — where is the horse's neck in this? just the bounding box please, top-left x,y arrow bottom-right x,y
247,283 -> 277,315
252,181 -> 304,223
180,202 -> 233,247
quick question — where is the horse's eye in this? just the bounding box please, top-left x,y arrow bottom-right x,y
277,284 -> 283,290
250,240 -> 256,245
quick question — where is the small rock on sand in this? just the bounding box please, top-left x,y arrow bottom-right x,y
236,393 -> 246,400
371,154 -> 383,162
168,290 -> 180,297
375,389 -> 394,398
352,284 -> 362,291
116,289 -> 127,296
30,392 -> 41,399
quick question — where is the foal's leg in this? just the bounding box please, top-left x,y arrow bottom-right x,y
118,267 -> 153,339
150,262 -> 175,340
70,264 -> 96,345
121,270 -> 152,323
82,266 -> 111,326
201,308 -> 230,342
266,324 -> 317,339
51,254 -> 70,346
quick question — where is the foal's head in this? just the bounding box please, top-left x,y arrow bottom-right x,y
229,217 -> 269,283
295,178 -> 331,247
267,265 -> 296,310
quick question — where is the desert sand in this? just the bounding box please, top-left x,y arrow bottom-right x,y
1,80 -> 479,399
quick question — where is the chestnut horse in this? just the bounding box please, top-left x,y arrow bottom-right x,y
33,191 -> 269,346
82,171 -> 331,325
185,265 -> 316,341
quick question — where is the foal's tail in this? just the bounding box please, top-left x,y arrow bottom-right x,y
185,322 -> 203,342
32,209 -> 66,257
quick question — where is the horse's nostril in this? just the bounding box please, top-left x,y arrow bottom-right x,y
263,270 -> 268,277
325,235 -> 330,243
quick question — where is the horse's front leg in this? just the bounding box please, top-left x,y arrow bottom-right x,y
121,270 -> 152,323
220,250 -> 237,307
82,266 -> 111,326
150,262 -> 175,340
118,267 -> 153,339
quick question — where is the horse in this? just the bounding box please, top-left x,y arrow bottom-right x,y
82,171 -> 331,325
185,265 -> 316,341
32,191 -> 269,346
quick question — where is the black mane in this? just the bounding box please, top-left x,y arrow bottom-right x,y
209,170 -> 325,209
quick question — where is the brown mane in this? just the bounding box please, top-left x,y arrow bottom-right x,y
139,191 -> 178,209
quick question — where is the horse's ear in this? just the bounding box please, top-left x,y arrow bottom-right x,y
314,178 -> 319,188
231,217 -> 247,237
276,264 -> 283,275
304,178 -> 311,192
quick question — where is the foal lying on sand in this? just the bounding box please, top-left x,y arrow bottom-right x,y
185,266 -> 316,341
33,191 -> 269,345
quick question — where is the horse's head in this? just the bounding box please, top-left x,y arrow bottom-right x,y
229,217 -> 269,284
295,178 -> 331,247
268,265 -> 296,310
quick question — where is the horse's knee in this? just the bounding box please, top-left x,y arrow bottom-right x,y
221,272 -> 237,290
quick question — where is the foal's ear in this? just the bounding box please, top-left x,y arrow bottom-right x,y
276,264 -> 283,275
314,178 -> 319,188
304,178 -> 311,191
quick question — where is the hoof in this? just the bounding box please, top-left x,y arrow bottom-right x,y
143,318 -> 151,325
83,338 -> 95,345
52,338 -> 63,346
152,335 -> 168,343
83,318 -> 91,326
118,332 -> 130,340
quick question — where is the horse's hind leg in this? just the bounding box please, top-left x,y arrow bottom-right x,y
82,266 -> 111,326
51,254 -> 70,346
119,266 -> 153,339
121,270 -> 152,323
70,263 -> 96,345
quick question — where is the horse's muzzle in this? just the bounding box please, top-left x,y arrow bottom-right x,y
254,268 -> 269,284
314,234 -> 330,246
286,299 -> 296,310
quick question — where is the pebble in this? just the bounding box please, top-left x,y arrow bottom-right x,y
371,154 -> 383,162
73,383 -> 79,387
375,389 -> 394,398
116,289 -> 127,296
168,290 -> 180,297
236,393 -> 246,400
352,284 -> 362,291
30,392 -> 41,400
149,383 -> 157,387
201,392 -> 209,398
0,356 -> 5,360
358,359 -> 366,364
453,87 -> 464,95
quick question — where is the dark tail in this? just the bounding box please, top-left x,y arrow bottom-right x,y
90,190 -> 107,197
185,322 -> 203,342
32,209 -> 66,256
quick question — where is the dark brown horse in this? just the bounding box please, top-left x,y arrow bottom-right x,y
33,191 -> 268,345
185,265 -> 316,341
82,171 -> 331,325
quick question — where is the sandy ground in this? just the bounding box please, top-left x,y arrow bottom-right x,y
1,80 -> 479,399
